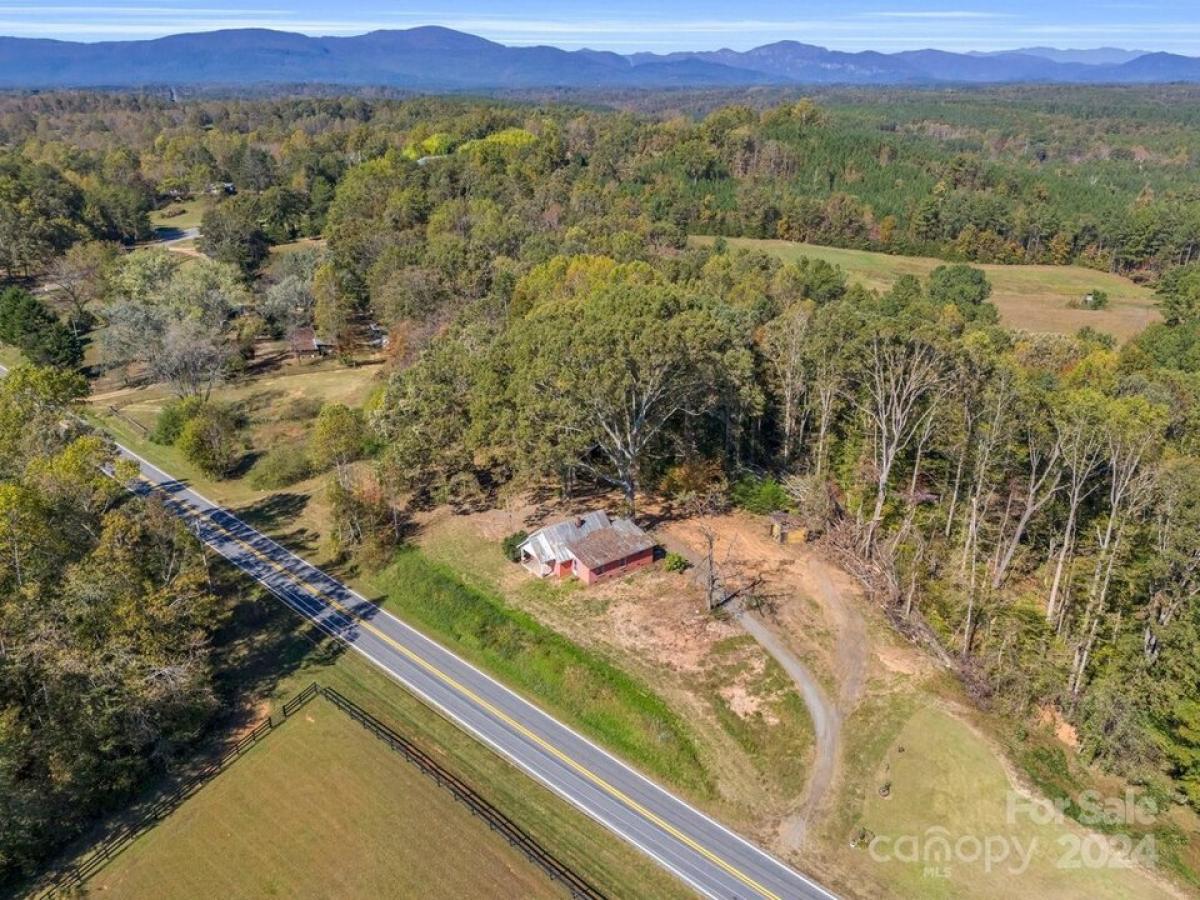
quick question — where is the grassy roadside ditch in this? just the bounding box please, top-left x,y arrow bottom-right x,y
372,547 -> 713,797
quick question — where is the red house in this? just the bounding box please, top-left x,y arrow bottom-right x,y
518,512 -> 655,586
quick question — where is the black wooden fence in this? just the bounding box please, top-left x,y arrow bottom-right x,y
281,680 -> 319,715
282,682 -> 606,900
105,404 -> 148,436
35,717 -> 277,897
34,682 -> 605,900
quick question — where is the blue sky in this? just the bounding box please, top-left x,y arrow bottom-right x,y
1,1 -> 1197,52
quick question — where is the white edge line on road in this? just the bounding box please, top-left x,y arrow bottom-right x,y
185,510 -> 724,900
112,416 -> 830,898
2,362 -> 830,899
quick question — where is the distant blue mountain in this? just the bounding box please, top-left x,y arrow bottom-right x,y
973,47 -> 1149,66
0,27 -> 1192,89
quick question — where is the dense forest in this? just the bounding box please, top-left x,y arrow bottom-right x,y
0,367 -> 220,884
5,86 -> 1200,884
5,87 -> 1200,279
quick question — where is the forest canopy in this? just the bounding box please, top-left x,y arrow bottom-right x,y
0,366 -> 220,886
7,85 -> 1200,883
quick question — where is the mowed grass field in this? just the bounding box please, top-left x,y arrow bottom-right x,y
843,705 -> 1171,899
87,699 -> 562,900
148,200 -> 210,233
691,236 -> 1159,341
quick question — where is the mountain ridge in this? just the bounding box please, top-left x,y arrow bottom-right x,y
0,27 -> 1193,89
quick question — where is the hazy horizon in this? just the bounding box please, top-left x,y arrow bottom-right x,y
0,1 -> 1195,54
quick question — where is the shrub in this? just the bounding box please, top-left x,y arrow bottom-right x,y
730,474 -> 790,515
1076,326 -> 1116,350
150,395 -> 204,444
308,403 -> 367,474
663,552 -> 690,573
327,477 -> 399,568
1070,289 -> 1110,310
659,458 -> 726,499
280,395 -> 323,422
501,530 -> 528,562
248,445 -> 313,489
177,403 -> 242,477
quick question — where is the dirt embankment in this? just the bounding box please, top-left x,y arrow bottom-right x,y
660,513 -> 870,846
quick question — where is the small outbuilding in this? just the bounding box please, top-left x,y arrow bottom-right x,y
768,511 -> 810,545
289,326 -> 332,360
518,511 -> 655,586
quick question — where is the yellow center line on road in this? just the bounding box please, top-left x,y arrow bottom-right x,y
141,478 -> 783,900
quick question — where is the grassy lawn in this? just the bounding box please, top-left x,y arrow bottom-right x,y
149,200 -> 210,233
91,360 -> 382,558
842,705 -> 1172,899
96,358 -> 380,427
87,698 -> 563,900
0,344 -> 24,369
692,236 -> 1159,341
269,236 -> 327,257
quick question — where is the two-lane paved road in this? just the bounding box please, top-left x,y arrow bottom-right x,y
0,354 -> 834,900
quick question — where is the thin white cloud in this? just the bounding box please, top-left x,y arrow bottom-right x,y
0,20 -> 376,32
0,6 -> 286,12
1025,23 -> 1200,35
872,10 -> 1012,19
420,17 -> 840,35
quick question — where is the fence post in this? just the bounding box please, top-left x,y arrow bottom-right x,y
38,683 -> 320,899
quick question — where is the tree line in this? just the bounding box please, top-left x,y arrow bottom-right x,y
6,90 -> 1200,286
374,242 -> 1200,805
0,366 -> 221,887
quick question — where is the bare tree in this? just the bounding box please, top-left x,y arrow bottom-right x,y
47,241 -> 117,329
991,419 -> 1064,589
698,523 -> 726,611
1068,399 -> 1164,698
99,301 -> 164,385
762,302 -> 813,462
811,355 -> 842,478
151,321 -> 230,399
854,334 -> 946,554
958,373 -> 1015,656
1045,393 -> 1107,624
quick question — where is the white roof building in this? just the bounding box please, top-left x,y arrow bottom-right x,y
517,511 -> 654,582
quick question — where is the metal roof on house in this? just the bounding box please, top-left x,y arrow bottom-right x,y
565,519 -> 655,571
519,511 -> 612,564
290,327 -> 332,351
518,511 -> 654,570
